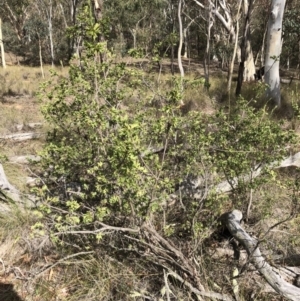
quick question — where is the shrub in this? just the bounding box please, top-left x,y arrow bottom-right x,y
36,3 -> 297,299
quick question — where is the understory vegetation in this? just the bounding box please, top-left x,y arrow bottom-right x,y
28,7 -> 300,301
1,4 -> 300,301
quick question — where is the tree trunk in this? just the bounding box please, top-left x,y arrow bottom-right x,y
204,3 -> 213,90
93,0 -> 107,63
236,0 -> 255,96
183,27 -> 188,59
177,0 -> 184,105
177,0 -> 184,78
264,0 -> 286,107
0,18 -> 6,69
48,0 -> 55,66
228,0 -> 242,95
38,37 -> 45,79
243,40 -> 255,81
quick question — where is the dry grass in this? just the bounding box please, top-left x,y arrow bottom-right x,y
0,65 -> 67,191
0,65 -> 68,98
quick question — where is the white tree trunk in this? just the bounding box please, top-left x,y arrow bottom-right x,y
177,0 -> 184,78
242,0 -> 255,82
48,0 -> 55,67
204,4 -> 213,88
264,0 -> 286,106
0,18 -> 6,69
227,0 -> 242,93
177,0 -> 184,105
243,40 -> 255,81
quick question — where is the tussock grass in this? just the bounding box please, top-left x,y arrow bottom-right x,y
32,254 -> 155,301
0,65 -> 68,98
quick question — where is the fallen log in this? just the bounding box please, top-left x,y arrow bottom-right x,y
169,151 -> 300,202
0,132 -> 42,141
221,210 -> 300,301
15,123 -> 43,131
9,155 -> 41,164
0,163 -> 18,192
0,163 -> 20,210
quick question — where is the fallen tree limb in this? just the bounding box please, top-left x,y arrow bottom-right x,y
15,123 -> 43,131
167,269 -> 233,301
9,155 -> 41,164
221,210 -> 300,301
0,132 -> 42,141
169,151 -> 300,202
0,163 -> 17,192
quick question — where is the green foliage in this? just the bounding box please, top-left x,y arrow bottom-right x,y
33,6 -> 300,299
39,52 -> 295,238
37,1 -> 297,278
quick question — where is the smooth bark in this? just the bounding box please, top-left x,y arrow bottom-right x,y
222,210 -> 300,301
0,132 -> 41,141
264,0 -> 286,106
0,18 -> 6,69
236,0 -> 255,96
227,0 -> 242,94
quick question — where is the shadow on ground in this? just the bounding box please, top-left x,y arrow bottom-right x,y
0,283 -> 23,301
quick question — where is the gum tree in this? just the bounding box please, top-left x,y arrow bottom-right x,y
264,0 -> 286,106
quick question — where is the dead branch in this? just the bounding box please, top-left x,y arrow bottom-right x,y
169,151 -> 300,202
221,210 -> 300,301
9,155 -> 41,164
53,223 -> 139,236
167,269 -> 233,301
34,251 -> 94,279
0,132 -> 42,141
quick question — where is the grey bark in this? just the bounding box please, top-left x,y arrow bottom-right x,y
9,155 -> 41,164
177,0 -> 184,79
264,0 -> 286,106
0,132 -> 42,141
0,163 -> 20,208
0,18 -> 6,69
167,151 -> 300,203
204,4 -> 213,89
227,0 -> 242,94
221,210 -> 300,301
177,0 -> 184,105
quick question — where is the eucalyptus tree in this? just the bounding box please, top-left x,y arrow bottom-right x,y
264,0 -> 286,106
34,0 -> 57,66
103,0 -> 169,56
0,0 -> 32,42
236,0 -> 255,95
282,2 -> 300,69
0,18 -> 6,68
58,0 -> 83,59
193,0 -> 256,83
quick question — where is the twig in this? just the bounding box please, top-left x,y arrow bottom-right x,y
34,251 -> 94,279
167,269 -> 233,301
246,188 -> 253,223
53,223 -> 139,236
163,269 -> 171,301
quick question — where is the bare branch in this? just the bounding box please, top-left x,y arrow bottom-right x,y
34,251 -> 94,279
167,269 -> 233,301
53,223 -> 140,236
221,210 -> 300,301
